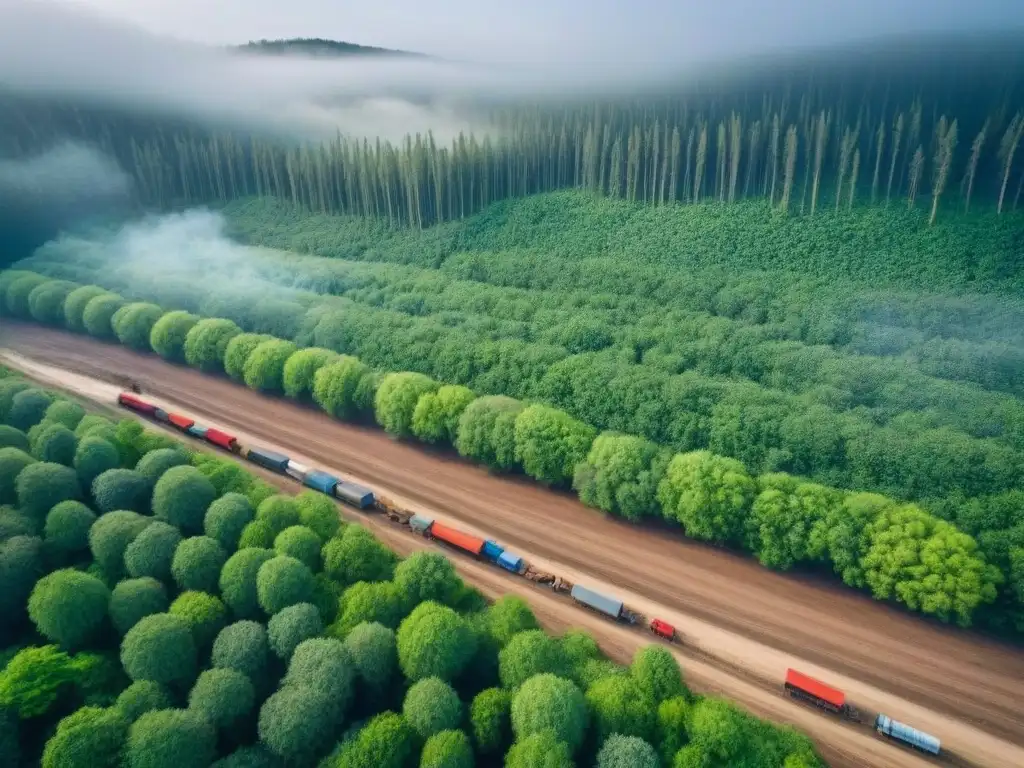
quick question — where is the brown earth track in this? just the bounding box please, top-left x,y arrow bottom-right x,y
5,324 -> 1024,765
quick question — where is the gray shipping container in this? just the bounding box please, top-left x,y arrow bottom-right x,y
570,584 -> 623,619
335,481 -> 374,509
247,447 -> 290,472
409,515 -> 434,534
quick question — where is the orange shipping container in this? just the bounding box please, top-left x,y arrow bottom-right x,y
430,522 -> 485,556
168,412 -> 195,430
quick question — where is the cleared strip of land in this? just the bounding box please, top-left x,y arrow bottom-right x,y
5,324 -> 1023,768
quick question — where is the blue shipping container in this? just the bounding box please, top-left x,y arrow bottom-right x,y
186,425 -> 208,438
335,481 -> 374,509
303,470 -> 339,495
875,715 -> 941,755
570,584 -> 624,619
247,447 -> 290,472
153,408 -> 170,422
497,551 -> 523,573
482,541 -> 504,562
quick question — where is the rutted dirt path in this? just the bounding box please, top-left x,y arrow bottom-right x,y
4,324 -> 1024,768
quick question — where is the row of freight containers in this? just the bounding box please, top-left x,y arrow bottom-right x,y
120,391 -> 944,759
117,393 -> 376,509
784,669 -> 941,756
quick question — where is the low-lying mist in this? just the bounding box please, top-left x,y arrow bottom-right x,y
0,141 -> 135,267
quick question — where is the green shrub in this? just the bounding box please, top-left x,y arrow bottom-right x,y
514,404 -> 596,487
510,673 -> 587,752
8,388 -> 53,431
586,674 -> 654,744
0,425 -> 29,452
203,492 -> 254,550
82,294 -> 126,339
4,273 -> 49,316
256,555 -> 315,615
16,461 -> 81,522
657,451 -> 757,545
505,730 -> 574,768
29,568 -> 111,649
89,510 -> 152,580
403,676 -> 463,739
92,469 -> 150,514
75,414 -> 118,443
294,490 -> 340,541
149,311 -> 200,361
112,302 -> 163,349
397,601 -> 475,683
30,424 -> 78,468
631,646 -> 686,704
322,524 -> 397,585
420,729 -> 473,768
151,465 -> 216,534
486,596 -> 539,648
283,347 -> 338,400
257,685 -> 341,764
274,525 -> 321,570
74,436 -> 121,488
312,356 -> 372,420
124,522 -> 182,582
255,494 -> 300,536
411,385 -> 476,445
121,613 -> 197,686
170,591 -> 228,650
0,644 -> 81,718
63,285 -> 109,332
0,505 -> 37,541
124,709 -> 216,768
0,270 -> 38,313
283,637 -> 355,708
41,705 -> 129,768
574,433 -> 671,522
28,280 -> 77,325
0,379 -> 31,424
116,681 -> 173,722
44,400 -> 86,430
0,447 -> 35,505
219,547 -> 275,619
211,621 -> 270,681
596,734 -> 659,768
209,745 -> 280,768
329,711 -> 416,768
238,520 -> 276,549
469,687 -> 511,755
343,621 -> 397,696
183,318 -> 243,373
267,602 -> 323,660
135,448 -> 189,484
110,578 -> 169,636
188,667 -> 254,729
0,534 -> 44,622
169,537 -> 226,596
44,500 -> 97,556
393,551 -> 461,606
243,339 -> 297,393
223,333 -> 273,381
374,372 -> 439,437
499,630 -> 570,690
330,581 -> 408,638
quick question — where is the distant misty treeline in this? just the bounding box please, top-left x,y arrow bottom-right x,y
1,32 -> 1023,226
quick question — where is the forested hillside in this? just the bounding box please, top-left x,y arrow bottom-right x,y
0,368 -> 823,767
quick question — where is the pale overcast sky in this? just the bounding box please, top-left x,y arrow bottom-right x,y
63,0 -> 1023,64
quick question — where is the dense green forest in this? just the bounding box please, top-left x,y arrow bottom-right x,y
0,367 -> 824,767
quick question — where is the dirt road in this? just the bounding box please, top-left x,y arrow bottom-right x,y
5,324 -> 1024,767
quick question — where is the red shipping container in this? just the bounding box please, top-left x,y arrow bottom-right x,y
205,428 -> 238,451
430,522 -> 486,556
649,619 -> 676,640
785,669 -> 845,709
118,393 -> 157,414
167,412 -> 195,430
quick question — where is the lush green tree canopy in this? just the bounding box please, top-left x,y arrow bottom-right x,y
419,729 -> 474,768
343,620 -> 397,696
211,620 -> 270,682
183,318 -> 243,372
187,668 -> 255,729
244,339 -> 298,393
0,644 -> 83,718
219,547 -> 276,619
313,356 -> 372,420
267,602 -> 323,660
149,311 -> 200,362
171,536 -> 228,594
510,673 -> 588,752
82,294 -> 127,339
124,522 -> 182,582
283,347 -> 338,400
657,451 -> 756,545
223,333 -> 274,382
89,510 -> 152,579
152,466 -> 216,535
170,591 -> 228,650
29,568 -> 111,649
470,687 -> 511,755
504,730 -> 575,768
116,681 -> 174,722
374,372 -> 439,437
573,433 -> 670,522
514,404 -> 596,487
396,601 -> 476,682
595,734 -> 660,768
41,705 -> 129,768
135,448 -> 190,485
63,285 -> 110,332
411,384 -> 476,445
403,676 -> 463,739
124,708 -> 216,768
499,630 -> 570,690
393,550 -> 461,606
92,469 -> 150,515
322,524 -> 397,585
203,492 -> 254,550
257,555 -> 316,615
109,578 -> 169,636
44,500 -> 97,556
120,613 -> 198,686
74,435 -> 121,488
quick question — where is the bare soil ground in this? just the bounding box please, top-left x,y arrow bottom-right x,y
5,323 -> 1024,768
